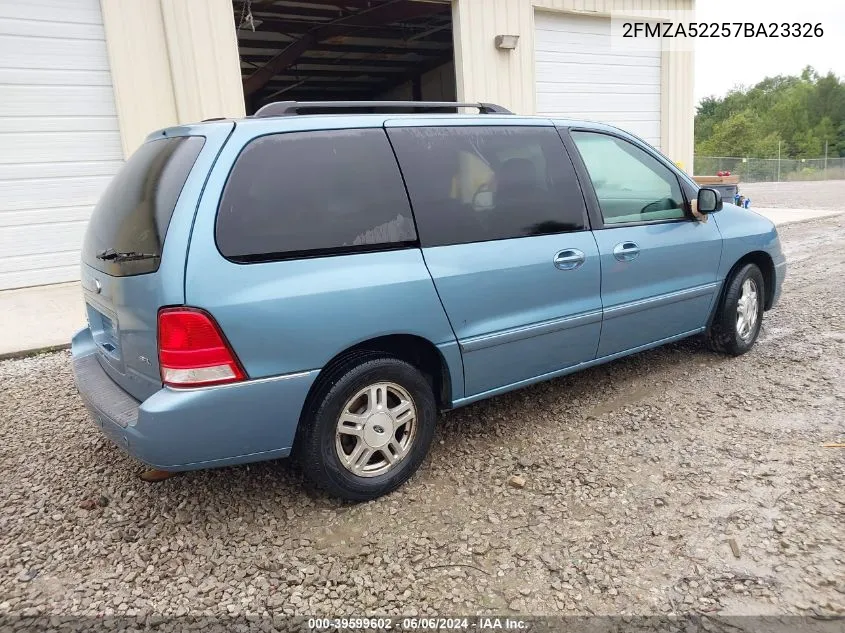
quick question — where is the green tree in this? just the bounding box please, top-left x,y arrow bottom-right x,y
836,122 -> 845,157
695,67 -> 844,159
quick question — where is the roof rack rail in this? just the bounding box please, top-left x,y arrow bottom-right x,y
252,101 -> 512,118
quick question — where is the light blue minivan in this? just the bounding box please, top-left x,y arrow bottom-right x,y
72,101 -> 785,500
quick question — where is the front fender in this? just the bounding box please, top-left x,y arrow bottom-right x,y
712,204 -> 786,308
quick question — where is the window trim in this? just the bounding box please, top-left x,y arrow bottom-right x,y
560,127 -> 693,231
385,123 -> 591,248
213,127 -> 420,265
223,240 -> 419,265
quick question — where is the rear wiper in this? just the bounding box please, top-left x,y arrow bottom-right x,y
96,248 -> 160,262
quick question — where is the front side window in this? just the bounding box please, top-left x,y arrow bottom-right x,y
216,128 -> 416,262
571,131 -> 686,225
387,126 -> 587,247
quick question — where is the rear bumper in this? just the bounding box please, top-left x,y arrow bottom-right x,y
71,327 -> 319,471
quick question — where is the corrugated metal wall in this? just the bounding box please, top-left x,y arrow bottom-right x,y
99,0 -> 694,169
453,0 -> 695,171
376,63 -> 457,101
100,0 -> 244,157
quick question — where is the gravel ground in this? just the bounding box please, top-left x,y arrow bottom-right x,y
1,215 -> 844,625
740,180 -> 845,210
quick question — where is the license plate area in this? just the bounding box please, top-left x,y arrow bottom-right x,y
86,303 -> 122,364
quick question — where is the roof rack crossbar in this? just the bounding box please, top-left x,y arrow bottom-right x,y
253,101 -> 512,118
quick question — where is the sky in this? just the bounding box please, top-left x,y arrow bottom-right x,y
694,0 -> 845,105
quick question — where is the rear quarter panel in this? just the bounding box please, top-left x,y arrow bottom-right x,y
146,122 -> 236,302
184,117 -> 463,399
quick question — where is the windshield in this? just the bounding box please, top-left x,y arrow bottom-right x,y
82,135 -> 205,276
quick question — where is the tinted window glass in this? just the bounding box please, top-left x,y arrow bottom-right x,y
571,131 -> 686,225
83,136 -> 205,276
387,126 -> 586,247
216,129 -> 416,262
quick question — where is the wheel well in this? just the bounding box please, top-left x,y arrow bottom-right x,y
727,251 -> 776,310
311,335 -> 452,410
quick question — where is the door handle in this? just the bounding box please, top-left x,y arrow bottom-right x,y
553,249 -> 586,271
613,241 -> 640,262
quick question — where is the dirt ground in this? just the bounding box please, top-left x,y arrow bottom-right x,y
741,180 -> 845,210
1,214 -> 843,625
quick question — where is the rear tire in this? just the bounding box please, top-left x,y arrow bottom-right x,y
706,263 -> 765,356
296,355 -> 437,501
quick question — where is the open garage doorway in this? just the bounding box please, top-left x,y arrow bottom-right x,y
232,0 -> 456,114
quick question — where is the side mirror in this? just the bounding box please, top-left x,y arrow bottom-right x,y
697,187 -> 723,214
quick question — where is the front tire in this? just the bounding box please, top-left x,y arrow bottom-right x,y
297,355 -> 437,501
706,263 -> 765,356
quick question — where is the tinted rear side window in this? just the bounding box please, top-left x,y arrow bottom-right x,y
387,126 -> 587,247
216,128 -> 416,262
83,136 -> 205,276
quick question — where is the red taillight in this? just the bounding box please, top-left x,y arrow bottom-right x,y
157,308 -> 246,388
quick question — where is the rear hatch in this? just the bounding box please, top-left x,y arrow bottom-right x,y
80,128 -> 226,402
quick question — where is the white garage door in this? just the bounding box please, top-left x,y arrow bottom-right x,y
0,0 -> 122,290
535,12 -> 662,148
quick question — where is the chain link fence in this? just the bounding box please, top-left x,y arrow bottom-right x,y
694,156 -> 845,183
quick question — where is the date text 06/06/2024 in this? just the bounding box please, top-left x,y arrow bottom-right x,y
622,21 -> 824,38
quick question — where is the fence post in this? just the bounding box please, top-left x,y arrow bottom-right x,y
777,141 -> 781,183
824,141 -> 828,180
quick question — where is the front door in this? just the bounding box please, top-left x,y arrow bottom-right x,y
387,122 -> 602,397
567,129 -> 723,358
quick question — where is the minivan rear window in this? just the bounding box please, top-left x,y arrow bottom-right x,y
215,128 -> 416,262
82,135 -> 205,276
